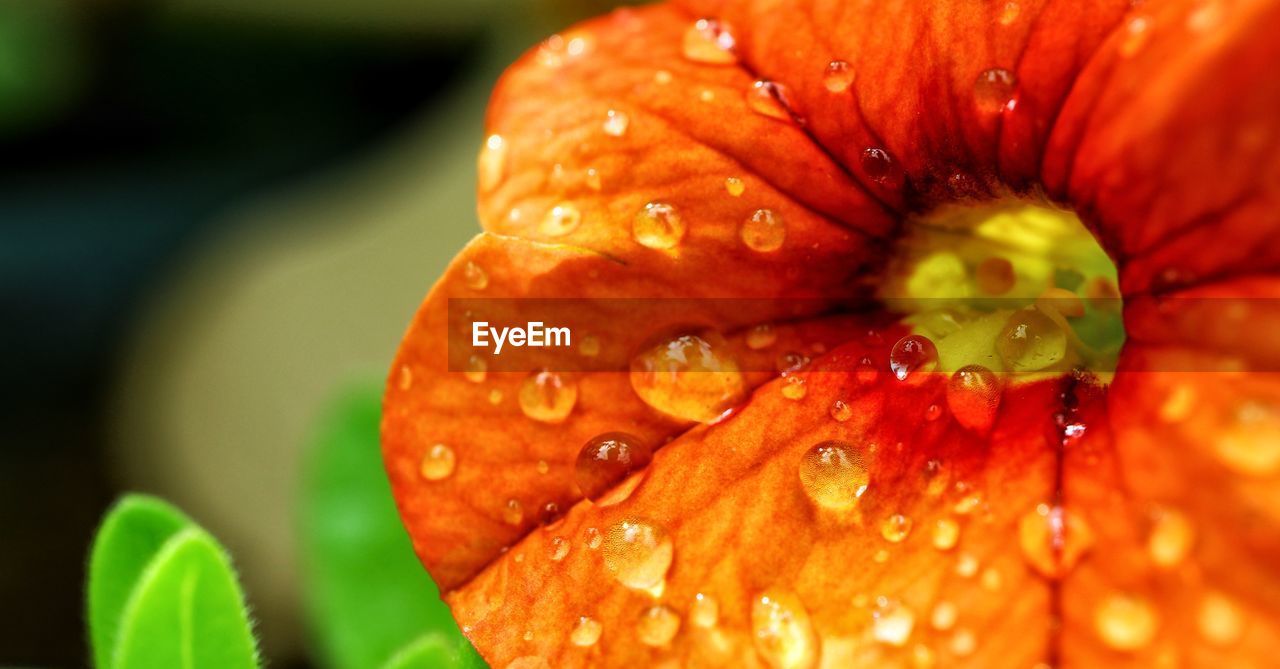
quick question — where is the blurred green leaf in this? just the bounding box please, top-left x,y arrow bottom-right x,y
301,381 -> 483,668
111,527 -> 260,669
380,633 -> 487,669
87,495 -> 194,669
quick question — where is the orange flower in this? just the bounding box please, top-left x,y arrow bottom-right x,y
383,1 -> 1280,666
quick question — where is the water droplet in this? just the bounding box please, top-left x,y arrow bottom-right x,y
776,351 -> 810,374
1197,591 -> 1244,645
781,375 -> 807,400
740,208 -> 787,252
1214,399 -> 1280,475
1147,507 -> 1193,568
654,69 -> 673,85
873,598 -> 916,646
855,357 -> 880,384
1094,593 -> 1158,650
725,176 -> 746,197
949,628 -> 977,657
420,444 -> 456,481
1188,2 -> 1224,32
998,1 -> 1020,25
575,432 -> 652,504
397,365 -> 414,391
980,567 -> 1002,591
890,335 -> 939,383
830,399 -> 853,422
682,18 -> 737,64
997,309 -> 1066,372
585,167 -> 602,191
974,68 -> 1017,113
463,261 -> 489,290
1018,503 -> 1093,578
570,616 -> 602,647
637,605 -> 681,646
690,592 -> 719,628
603,109 -> 630,137
747,80 -> 794,122
505,657 -> 550,669
1120,17 -> 1150,57
503,498 -> 524,525
478,134 -> 507,193
975,256 -> 1015,294
911,643 -> 935,668
932,518 -> 960,550
630,332 -> 745,422
632,202 -> 687,249
823,60 -> 854,92
881,514 -> 913,542
946,365 -> 1001,433
924,404 -> 943,421
583,526 -> 602,550
536,459 -> 549,475
746,323 -> 778,350
602,518 -> 674,590
539,502 -> 561,528
518,371 -> 578,423
1159,384 -> 1195,422
548,536 -> 570,561
873,548 -> 889,563
798,441 -> 869,511
487,388 -> 503,405
464,355 -> 487,383
751,589 -> 818,669
955,553 -> 979,577
861,147 -> 894,182
540,202 -> 582,237
931,601 -> 957,631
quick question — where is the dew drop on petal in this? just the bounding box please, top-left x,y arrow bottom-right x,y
632,201 -> 687,249
1197,591 -> 1245,646
478,134 -> 507,193
823,60 -> 854,92
583,526 -> 602,550
975,256 -> 1015,294
691,592 -> 720,628
873,598 -> 916,647
747,80 -> 794,122
505,657 -> 549,669
682,18 -> 737,64
419,444 -> 456,481
464,355 -> 487,383
931,601 -> 957,631
997,309 -> 1066,372
1214,399 -> 1280,475
830,399 -> 853,422
602,518 -> 674,590
776,351 -> 810,374
603,109 -> 630,137
799,441 -> 869,511
932,518 -> 960,551
741,208 -> 787,252
751,589 -> 818,669
881,514 -> 913,543
463,261 -> 489,291
397,365 -> 413,391
1095,593 -> 1158,651
950,628 -> 977,657
998,1 -> 1020,25
1121,17 -> 1151,57
1147,507 -> 1194,568
548,536 -> 570,561
781,375 -> 807,400
861,147 -> 895,182
1018,503 -> 1093,578
502,498 -> 524,526
856,357 -> 880,384
946,365 -> 1002,433
890,334 -> 938,384
585,167 -> 602,191
955,553 -> 979,577
725,176 -> 746,197
518,371 -> 578,423
487,388 -> 503,405
974,68 -> 1017,114
570,616 -> 602,647
654,69 -> 673,84
575,432 -> 652,504
540,202 -> 582,237
637,605 -> 681,646
630,332 -> 745,422
746,323 -> 778,350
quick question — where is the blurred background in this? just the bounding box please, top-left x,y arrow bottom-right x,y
0,0 -> 617,666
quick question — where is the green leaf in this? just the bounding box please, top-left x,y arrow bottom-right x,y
87,494 -> 194,669
301,381 -> 484,669
379,633 -> 487,669
112,527 -> 260,669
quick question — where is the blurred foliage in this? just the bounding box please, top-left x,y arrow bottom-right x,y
87,495 -> 260,669
301,381 -> 483,668
0,0 -> 84,138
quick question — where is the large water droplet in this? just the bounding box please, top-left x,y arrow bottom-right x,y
823,60 -> 854,92
1018,503 -> 1092,578
829,399 -> 853,422
682,18 -> 737,64
860,147 -> 894,183
637,605 -> 681,646
518,371 -> 578,423
946,365 -> 1002,433
575,432 -> 652,505
747,80 -> 794,122
632,202 -> 687,249
478,134 -> 507,193
872,598 -> 916,647
751,589 -> 818,669
419,444 -> 456,481
540,202 -> 582,237
781,375 -> 807,400
1094,593 -> 1158,651
570,616 -> 602,647
974,68 -> 1017,113
602,518 -> 674,590
798,441 -> 869,511
996,309 -> 1066,372
890,334 -> 939,384
741,208 -> 787,252
630,332 -> 745,423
